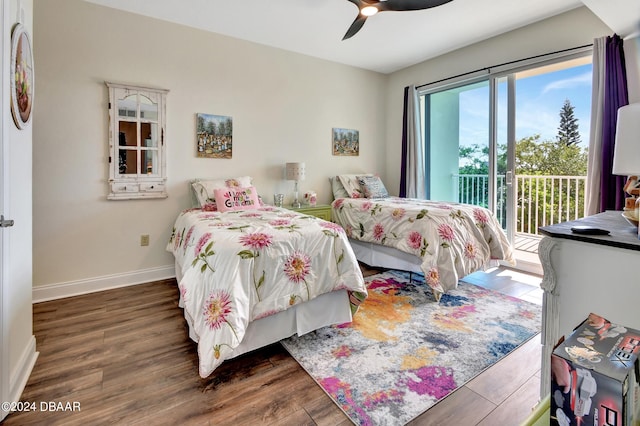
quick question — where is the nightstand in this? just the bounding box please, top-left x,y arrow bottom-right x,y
290,204 -> 332,221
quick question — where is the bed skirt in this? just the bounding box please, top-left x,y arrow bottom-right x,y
348,238 -> 423,274
174,260 -> 352,359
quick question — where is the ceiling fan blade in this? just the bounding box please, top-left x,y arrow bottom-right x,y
342,15 -> 368,40
380,0 -> 453,11
341,0 -> 451,40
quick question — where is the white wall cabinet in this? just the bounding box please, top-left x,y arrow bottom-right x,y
106,82 -> 168,200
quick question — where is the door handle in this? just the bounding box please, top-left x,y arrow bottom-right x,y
0,215 -> 14,228
505,171 -> 513,186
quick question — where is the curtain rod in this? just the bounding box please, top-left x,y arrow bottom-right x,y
416,43 -> 593,90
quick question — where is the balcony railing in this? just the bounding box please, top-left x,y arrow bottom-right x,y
454,174 -> 587,236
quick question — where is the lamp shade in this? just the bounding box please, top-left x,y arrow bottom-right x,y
285,162 -> 305,181
613,103 -> 640,176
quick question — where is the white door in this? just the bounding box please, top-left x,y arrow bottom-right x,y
1,1 -> 36,420
0,143 -> 8,420
1,0 -> 9,418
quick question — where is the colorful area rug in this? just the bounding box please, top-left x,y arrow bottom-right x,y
281,270 -> 541,425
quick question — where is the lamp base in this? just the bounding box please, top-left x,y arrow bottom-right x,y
291,181 -> 301,209
624,196 -> 640,240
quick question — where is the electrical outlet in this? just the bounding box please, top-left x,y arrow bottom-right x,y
140,234 -> 150,246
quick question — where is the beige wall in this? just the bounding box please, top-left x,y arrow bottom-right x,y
625,36 -> 640,103
32,2 -> 634,297
32,0 -> 387,293
384,6 -> 615,195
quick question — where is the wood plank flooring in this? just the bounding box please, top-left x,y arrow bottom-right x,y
3,265 -> 543,426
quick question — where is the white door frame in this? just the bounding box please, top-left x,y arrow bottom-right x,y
489,75 -> 517,249
1,0 -> 10,420
505,74 -> 517,245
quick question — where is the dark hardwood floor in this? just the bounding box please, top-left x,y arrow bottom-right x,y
3,264 -> 543,426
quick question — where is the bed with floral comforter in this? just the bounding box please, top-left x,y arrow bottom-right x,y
332,197 -> 514,301
167,206 -> 367,377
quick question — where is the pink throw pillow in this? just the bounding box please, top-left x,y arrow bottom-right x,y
214,186 -> 261,212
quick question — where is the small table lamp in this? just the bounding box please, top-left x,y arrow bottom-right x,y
612,103 -> 640,236
285,162 -> 305,208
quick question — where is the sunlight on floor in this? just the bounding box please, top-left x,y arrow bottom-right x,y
462,266 -> 543,305
496,268 -> 542,287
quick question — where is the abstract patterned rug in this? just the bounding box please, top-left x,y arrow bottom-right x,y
281,270 -> 541,425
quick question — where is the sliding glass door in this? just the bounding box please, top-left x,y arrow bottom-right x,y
419,54 -> 592,270
420,76 -> 515,239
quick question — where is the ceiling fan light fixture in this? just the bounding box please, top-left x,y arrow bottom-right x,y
360,5 -> 379,16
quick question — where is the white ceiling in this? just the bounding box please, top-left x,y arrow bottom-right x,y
85,0 -> 638,74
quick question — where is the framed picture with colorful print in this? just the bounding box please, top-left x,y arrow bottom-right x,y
332,127 -> 359,156
196,113 -> 233,158
10,23 -> 34,129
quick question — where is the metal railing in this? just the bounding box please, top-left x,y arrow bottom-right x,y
454,174 -> 587,236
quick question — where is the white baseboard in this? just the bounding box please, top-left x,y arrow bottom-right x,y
32,265 -> 176,303
8,336 -> 38,408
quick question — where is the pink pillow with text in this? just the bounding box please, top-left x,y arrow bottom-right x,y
213,186 -> 261,212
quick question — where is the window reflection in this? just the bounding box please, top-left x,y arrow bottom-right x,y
117,94 -> 137,119
140,95 -> 158,121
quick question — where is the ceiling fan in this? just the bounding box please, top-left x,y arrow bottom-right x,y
342,0 -> 454,40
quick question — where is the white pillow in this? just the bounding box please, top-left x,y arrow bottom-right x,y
191,176 -> 252,208
338,174 -> 372,198
329,176 -> 350,200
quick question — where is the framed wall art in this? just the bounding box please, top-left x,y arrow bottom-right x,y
10,23 -> 34,130
196,113 -> 233,158
332,128 -> 359,156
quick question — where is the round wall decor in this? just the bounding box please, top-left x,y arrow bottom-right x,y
10,23 -> 34,129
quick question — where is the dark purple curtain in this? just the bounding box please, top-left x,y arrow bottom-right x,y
399,86 -> 409,197
600,34 -> 628,212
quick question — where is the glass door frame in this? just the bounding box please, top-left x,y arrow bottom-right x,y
418,72 -> 517,243
501,74 -> 517,245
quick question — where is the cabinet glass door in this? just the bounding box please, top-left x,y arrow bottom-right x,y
115,92 -> 160,177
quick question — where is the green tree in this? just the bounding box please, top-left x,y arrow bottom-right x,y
515,134 -> 587,175
206,120 -> 217,135
459,134 -> 588,232
457,143 -> 507,211
514,133 -> 588,233
196,115 -> 205,133
458,143 -> 507,176
459,135 -> 587,177
557,99 -> 581,146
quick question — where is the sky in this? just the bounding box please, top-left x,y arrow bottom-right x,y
458,62 -> 593,149
514,63 -> 592,145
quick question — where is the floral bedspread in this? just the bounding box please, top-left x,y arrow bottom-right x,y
167,206 -> 367,378
332,197 -> 514,300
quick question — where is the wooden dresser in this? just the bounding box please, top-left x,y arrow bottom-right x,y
537,210 -> 640,398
